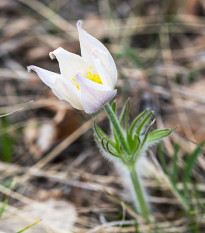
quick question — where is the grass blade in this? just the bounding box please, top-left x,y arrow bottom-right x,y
183,141 -> 205,201
157,144 -> 169,175
16,219 -> 41,233
0,198 -> 8,219
0,117 -> 13,162
183,141 -> 205,184
171,144 -> 180,187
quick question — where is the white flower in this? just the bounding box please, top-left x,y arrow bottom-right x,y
28,20 -> 117,114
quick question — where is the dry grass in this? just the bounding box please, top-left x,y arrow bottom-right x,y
0,0 -> 205,232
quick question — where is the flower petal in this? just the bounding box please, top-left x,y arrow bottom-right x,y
92,48 -> 115,89
77,21 -> 117,86
28,65 -> 83,110
49,47 -> 90,82
76,73 -> 117,114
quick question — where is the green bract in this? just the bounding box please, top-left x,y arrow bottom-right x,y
94,100 -> 172,170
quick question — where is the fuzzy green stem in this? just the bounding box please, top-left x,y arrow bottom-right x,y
130,169 -> 150,222
104,103 -> 150,221
104,103 -> 130,155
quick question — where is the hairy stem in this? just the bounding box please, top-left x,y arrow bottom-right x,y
130,169 -> 150,222
104,102 -> 150,222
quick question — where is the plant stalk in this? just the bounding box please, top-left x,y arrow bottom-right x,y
104,102 -> 150,222
130,169 -> 150,222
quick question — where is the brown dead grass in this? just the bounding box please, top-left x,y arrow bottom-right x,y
0,0 -> 205,232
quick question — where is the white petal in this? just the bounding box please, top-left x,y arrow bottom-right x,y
92,48 -> 115,89
76,73 -> 117,114
49,47 -> 90,82
28,65 -> 83,110
76,72 -> 112,91
77,21 -> 117,86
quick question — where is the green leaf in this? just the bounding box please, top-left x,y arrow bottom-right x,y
112,127 -> 121,146
127,110 -> 153,153
147,128 -> 172,143
94,126 -> 122,159
109,121 -> 122,154
111,99 -> 131,153
125,99 -> 131,136
106,113 -> 121,150
94,121 -> 120,155
110,99 -> 126,149
93,121 -> 108,140
135,111 -> 153,136
119,98 -> 130,125
101,138 -> 121,158
140,119 -> 155,146
129,109 -> 149,137
111,99 -> 117,114
130,135 -> 141,156
94,134 -> 101,148
104,103 -> 130,155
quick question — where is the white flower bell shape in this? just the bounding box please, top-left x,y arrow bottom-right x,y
28,20 -> 117,114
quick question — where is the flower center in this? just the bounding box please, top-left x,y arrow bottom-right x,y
85,66 -> 103,84
73,66 -> 103,90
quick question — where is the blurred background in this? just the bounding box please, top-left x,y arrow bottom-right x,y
0,0 -> 205,232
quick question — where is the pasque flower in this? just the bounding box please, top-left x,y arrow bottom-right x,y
28,21 -> 117,114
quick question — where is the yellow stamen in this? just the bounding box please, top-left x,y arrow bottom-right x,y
85,67 -> 102,84
72,66 -> 103,90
